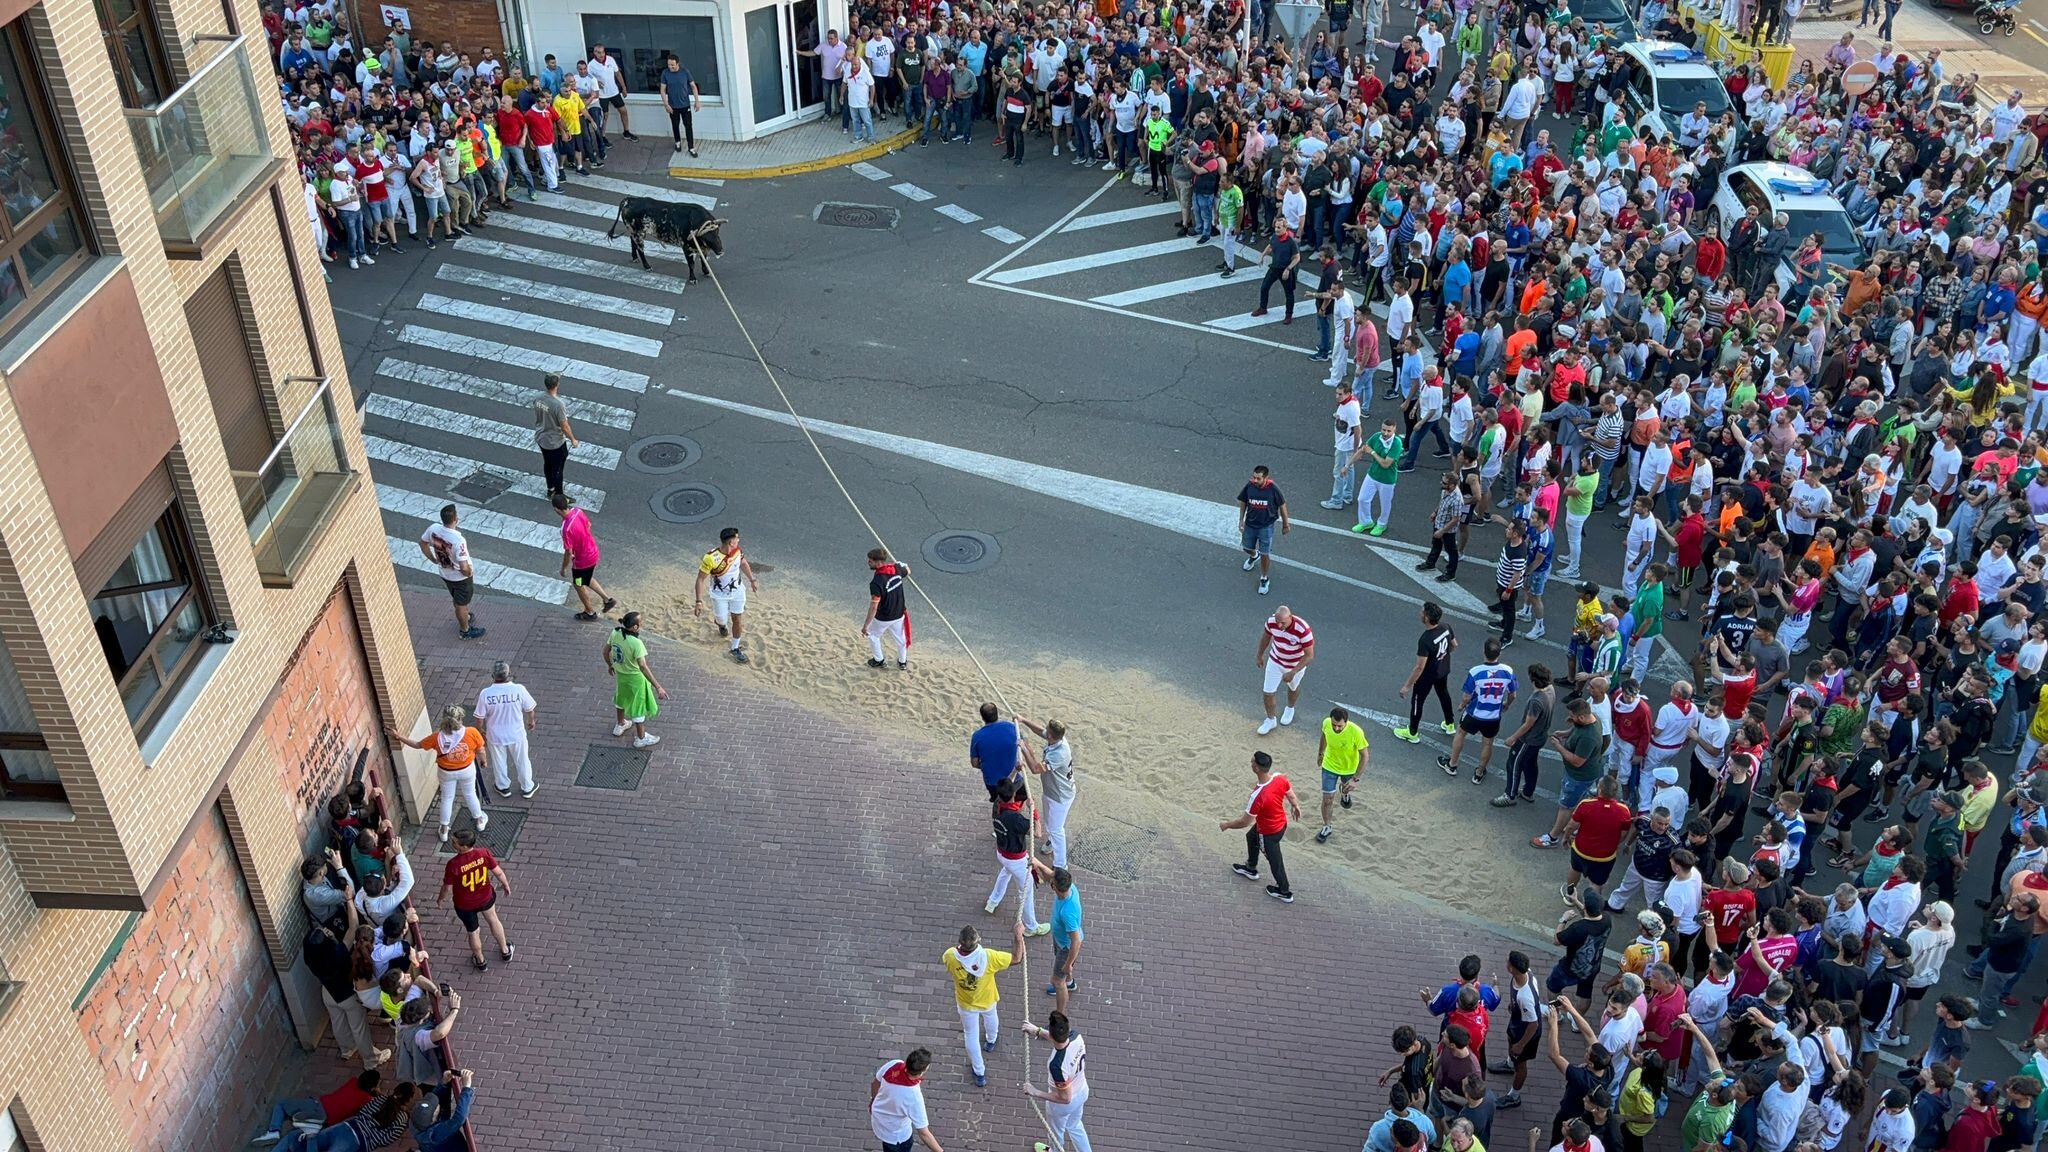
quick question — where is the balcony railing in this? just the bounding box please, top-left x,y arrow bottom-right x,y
124,36 -> 282,254
236,377 -> 357,585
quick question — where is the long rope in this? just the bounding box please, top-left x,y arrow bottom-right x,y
689,238 -> 1065,1150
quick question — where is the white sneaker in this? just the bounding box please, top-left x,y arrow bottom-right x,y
254,1133 -> 282,1146
1280,706 -> 1296,726
1027,922 -> 1052,936
1257,717 -> 1279,735
438,824 -> 450,844
361,254 -> 375,265
985,899 -> 1000,914
348,258 -> 359,269
1528,623 -> 1547,641
476,813 -> 490,832
612,722 -> 631,736
1052,145 -> 1060,155
633,733 -> 662,748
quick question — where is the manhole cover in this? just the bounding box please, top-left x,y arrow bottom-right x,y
815,202 -> 900,230
627,434 -> 702,475
449,470 -> 512,504
921,530 -> 1001,574
575,744 -> 651,791
650,482 -> 725,524
427,806 -> 527,859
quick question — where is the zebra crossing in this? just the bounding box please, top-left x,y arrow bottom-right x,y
357,170 -> 698,606
970,179 -> 1360,355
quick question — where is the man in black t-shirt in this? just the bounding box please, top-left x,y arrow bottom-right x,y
1397,601 -> 1459,742
862,547 -> 912,669
1237,465 -> 1289,595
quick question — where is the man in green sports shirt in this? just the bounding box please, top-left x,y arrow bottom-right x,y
1351,418 -> 1404,537
1557,454 -> 1599,579
1217,170 -> 1245,277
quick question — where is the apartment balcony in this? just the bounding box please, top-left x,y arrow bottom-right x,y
237,377 -> 358,586
125,36 -> 286,256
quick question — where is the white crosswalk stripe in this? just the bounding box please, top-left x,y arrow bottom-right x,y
388,536 -> 569,603
362,436 -> 608,511
363,178 -> 697,610
415,293 -> 664,359
983,238 -> 1198,285
452,237 -> 691,294
935,204 -> 983,224
434,263 -> 677,326
362,394 -> 623,468
1061,202 -> 1182,231
375,359 -> 637,429
398,326 -> 650,393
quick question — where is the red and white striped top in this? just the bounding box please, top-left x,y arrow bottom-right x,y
1264,614 -> 1314,669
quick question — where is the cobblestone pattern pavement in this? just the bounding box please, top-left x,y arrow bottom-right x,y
285,588 -> 1572,1151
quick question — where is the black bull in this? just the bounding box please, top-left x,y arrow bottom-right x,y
604,197 -> 726,278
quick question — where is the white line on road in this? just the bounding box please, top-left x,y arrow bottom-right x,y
661,385 -> 1572,656
983,237 -> 1203,285
558,172 -> 718,209
934,203 -> 984,224
850,161 -> 893,181
388,536 -> 567,604
378,483 -> 563,552
415,293 -> 663,359
361,435 -> 607,510
375,358 -> 637,429
970,176 -> 1117,281
451,237 -> 691,294
363,394 -> 623,468
1205,291 -> 1362,332
1060,201 -> 1183,231
487,213 -> 694,261
398,326 -> 650,393
677,177 -> 725,187
890,182 -> 936,202
434,263 -> 676,327
982,226 -> 1026,244
1089,262 -> 1272,307
975,278 -> 1311,354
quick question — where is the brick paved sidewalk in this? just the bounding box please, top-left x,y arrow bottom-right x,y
344,587 -> 1578,1151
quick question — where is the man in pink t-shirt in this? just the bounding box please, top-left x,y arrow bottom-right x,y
553,493 -> 615,621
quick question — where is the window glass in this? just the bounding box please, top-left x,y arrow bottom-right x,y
0,23 -> 87,331
580,14 -> 722,97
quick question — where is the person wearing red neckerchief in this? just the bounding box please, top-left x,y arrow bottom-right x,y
870,1048 -> 944,1151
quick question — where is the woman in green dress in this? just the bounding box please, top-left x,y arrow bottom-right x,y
605,611 -> 667,748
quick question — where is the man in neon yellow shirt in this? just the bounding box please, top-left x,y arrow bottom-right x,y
553,87 -> 591,175
943,921 -> 1023,1087
1314,705 -> 1369,843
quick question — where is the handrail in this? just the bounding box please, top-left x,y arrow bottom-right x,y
252,375 -> 334,479
120,31 -> 251,118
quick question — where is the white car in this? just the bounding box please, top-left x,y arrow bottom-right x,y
1705,161 -> 1865,295
1614,41 -> 1737,149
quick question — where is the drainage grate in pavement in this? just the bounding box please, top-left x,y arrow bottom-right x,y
921,530 -> 1002,574
815,202 -> 900,230
627,434 -> 702,475
575,743 -> 651,790
1073,819 -> 1153,882
436,806 -> 528,859
650,481 -> 725,525
449,470 -> 514,504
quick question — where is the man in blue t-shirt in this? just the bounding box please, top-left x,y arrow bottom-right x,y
1437,637 -> 1518,781
1031,857 -> 1084,1014
970,702 -> 1021,800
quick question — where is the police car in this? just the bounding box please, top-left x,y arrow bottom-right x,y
1704,161 -> 1865,294
1613,42 -> 1736,149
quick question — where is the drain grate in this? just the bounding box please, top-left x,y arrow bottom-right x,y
650,481 -> 725,525
434,806 -> 528,859
815,202 -> 900,230
575,744 -> 651,790
921,530 -> 1002,574
1071,816 -> 1153,882
627,434 -> 702,475
449,471 -> 513,504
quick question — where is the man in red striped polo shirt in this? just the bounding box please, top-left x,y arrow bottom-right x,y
1256,606 -> 1315,735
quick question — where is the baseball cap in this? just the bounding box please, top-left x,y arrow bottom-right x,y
410,1097 -> 439,1130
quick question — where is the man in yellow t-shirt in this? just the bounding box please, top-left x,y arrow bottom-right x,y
1315,705 -> 1370,844
943,922 -> 1023,1087
1960,760 -> 2001,856
553,87 -> 591,175
691,526 -> 759,663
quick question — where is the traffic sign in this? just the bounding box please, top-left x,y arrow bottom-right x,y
1841,60 -> 1879,97
1274,0 -> 1321,43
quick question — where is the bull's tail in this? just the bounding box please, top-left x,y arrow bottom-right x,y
605,197 -> 628,240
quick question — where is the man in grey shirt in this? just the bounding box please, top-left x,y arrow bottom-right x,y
533,371 -> 576,497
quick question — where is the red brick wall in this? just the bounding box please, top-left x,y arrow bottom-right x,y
264,587 -> 393,850
76,808 -> 293,1152
386,0 -> 504,58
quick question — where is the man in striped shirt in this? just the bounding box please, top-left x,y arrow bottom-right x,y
1256,606 -> 1315,735
1493,519 -> 1531,647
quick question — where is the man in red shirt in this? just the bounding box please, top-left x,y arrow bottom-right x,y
1221,751 -> 1302,902
253,1070 -> 381,1144
495,99 -> 537,199
523,99 -> 561,191
438,828 -> 515,970
1657,496 -> 1707,620
1557,774 -> 1634,903
1701,858 -> 1758,956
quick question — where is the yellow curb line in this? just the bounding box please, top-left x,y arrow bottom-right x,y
667,126 -> 920,180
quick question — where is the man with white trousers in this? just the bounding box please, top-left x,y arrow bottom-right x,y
985,777 -> 1051,934
1021,715 -> 1076,869
942,920 -> 1025,1088
474,661 -> 538,799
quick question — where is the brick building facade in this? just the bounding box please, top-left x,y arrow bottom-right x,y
0,0 -> 440,1145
